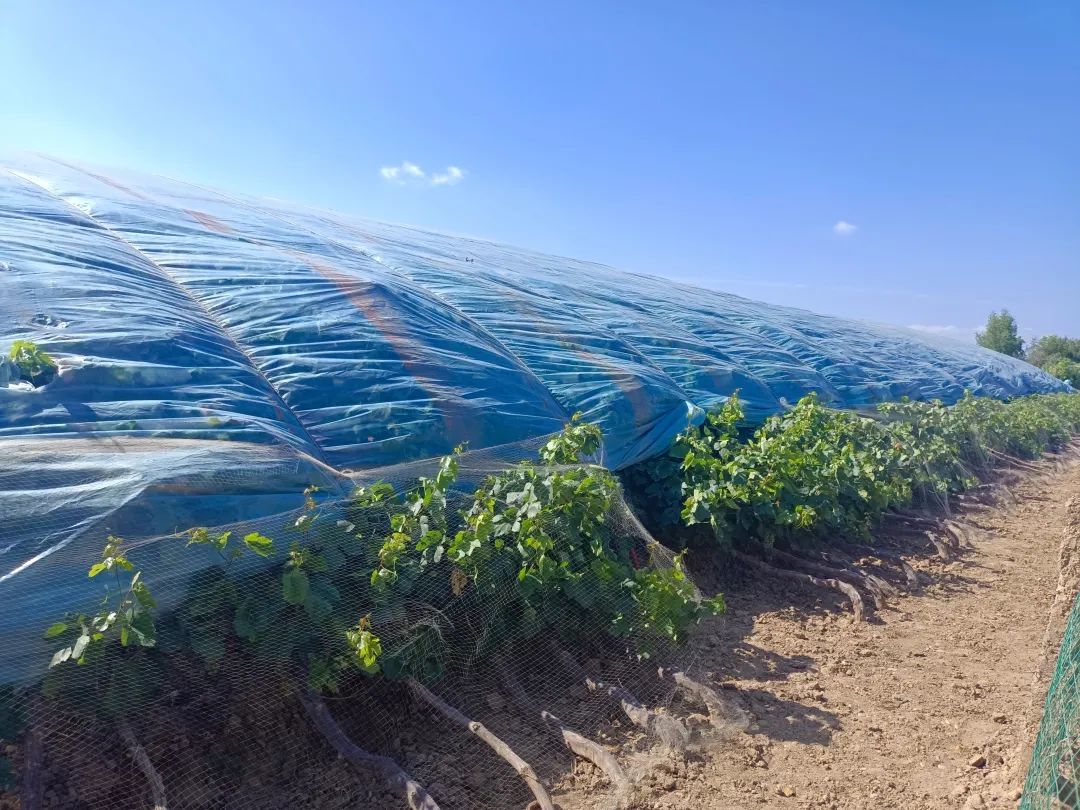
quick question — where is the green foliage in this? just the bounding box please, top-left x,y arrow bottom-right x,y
177,507 -> 358,687
623,552 -> 724,643
368,449 -> 461,591
43,414 -> 715,709
1024,334 -> 1080,385
345,617 -> 382,673
184,527 -> 277,567
1044,356 -> 1080,385
8,339 -> 58,386
976,310 -> 1025,358
243,531 -> 275,557
1028,335 -> 1080,370
659,391 -> 1080,553
47,538 -> 156,669
678,394 -> 913,547
35,388 -> 1080,728
42,538 -> 161,719
363,414 -> 721,673
538,412 -> 602,463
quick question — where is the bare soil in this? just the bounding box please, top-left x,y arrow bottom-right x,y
549,454 -> 1080,810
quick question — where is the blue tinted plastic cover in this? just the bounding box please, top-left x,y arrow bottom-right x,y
0,154 -> 1066,680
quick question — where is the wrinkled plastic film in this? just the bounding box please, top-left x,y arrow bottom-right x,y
0,152 -> 1068,685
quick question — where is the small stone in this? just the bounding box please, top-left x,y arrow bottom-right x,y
775,785 -> 796,797
992,713 -> 1008,724
1010,789 -> 1022,800
963,794 -> 986,809
969,754 -> 987,768
950,784 -> 969,798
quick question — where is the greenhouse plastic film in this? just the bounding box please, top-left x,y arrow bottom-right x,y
0,151 -> 1069,690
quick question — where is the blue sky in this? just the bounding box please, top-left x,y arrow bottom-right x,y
1,1 -> 1077,342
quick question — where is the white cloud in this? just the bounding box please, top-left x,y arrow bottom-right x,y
431,166 -> 466,186
379,161 -> 466,187
380,161 -> 425,181
833,220 -> 858,236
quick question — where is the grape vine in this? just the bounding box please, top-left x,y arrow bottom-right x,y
43,415 -> 721,714
627,390 -> 1080,553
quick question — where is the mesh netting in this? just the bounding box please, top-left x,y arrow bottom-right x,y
0,437 -> 742,810
1024,590 -> 1080,809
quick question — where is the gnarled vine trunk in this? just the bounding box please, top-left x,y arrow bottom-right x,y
405,678 -> 555,810
118,720 -> 168,810
298,689 -> 441,810
551,644 -> 690,750
495,658 -> 631,799
731,549 -> 865,621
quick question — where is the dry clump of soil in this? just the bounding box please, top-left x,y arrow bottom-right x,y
550,455 -> 1080,810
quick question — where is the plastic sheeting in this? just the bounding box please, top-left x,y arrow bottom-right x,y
0,153 -> 1067,681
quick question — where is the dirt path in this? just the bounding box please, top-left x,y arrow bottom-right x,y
554,455 -> 1080,810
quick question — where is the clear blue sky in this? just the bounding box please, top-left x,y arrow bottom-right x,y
1,1 -> 1077,342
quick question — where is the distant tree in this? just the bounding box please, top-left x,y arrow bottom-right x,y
976,310 -> 1025,358
1028,335 -> 1080,369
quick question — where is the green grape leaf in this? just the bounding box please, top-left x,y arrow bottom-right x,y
242,532 -> 275,558
282,568 -> 310,606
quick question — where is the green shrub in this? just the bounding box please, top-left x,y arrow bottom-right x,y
1044,356 -> 1080,385
44,416 -> 721,713
630,391 -> 1080,553
8,339 -> 57,386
